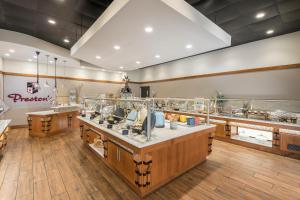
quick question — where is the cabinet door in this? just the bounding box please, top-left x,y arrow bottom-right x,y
107,141 -> 119,169
107,141 -> 136,185
118,147 -> 136,184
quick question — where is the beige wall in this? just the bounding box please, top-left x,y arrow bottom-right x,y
2,76 -> 125,126
137,68 -> 300,100
129,32 -> 300,102
1,57 -> 127,126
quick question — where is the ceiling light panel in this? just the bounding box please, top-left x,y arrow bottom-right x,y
48,19 -> 56,24
266,29 -> 274,35
145,26 -> 153,33
185,44 -> 193,49
256,12 -> 265,19
113,45 -> 121,50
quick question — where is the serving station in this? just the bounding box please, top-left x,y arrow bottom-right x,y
26,105 -> 79,137
78,98 -> 215,197
153,98 -> 300,157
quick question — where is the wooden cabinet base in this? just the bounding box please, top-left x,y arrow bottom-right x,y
0,121 -> 11,158
28,111 -> 79,137
280,133 -> 300,155
79,121 -> 215,197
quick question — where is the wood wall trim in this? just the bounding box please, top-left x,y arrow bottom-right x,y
2,72 -> 124,84
134,63 -> 300,84
9,124 -> 28,129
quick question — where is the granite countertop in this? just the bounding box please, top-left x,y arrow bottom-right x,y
0,119 -> 11,134
78,116 -> 215,149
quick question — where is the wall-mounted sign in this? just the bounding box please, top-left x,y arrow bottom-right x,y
4,75 -> 55,108
7,93 -> 52,103
27,82 -> 39,94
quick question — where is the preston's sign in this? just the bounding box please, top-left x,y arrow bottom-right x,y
7,93 -> 52,103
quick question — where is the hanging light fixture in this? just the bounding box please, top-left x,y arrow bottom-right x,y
44,55 -> 50,88
35,51 -> 40,89
53,57 -> 58,92
62,60 -> 66,89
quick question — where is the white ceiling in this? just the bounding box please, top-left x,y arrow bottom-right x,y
71,0 -> 231,71
0,41 -> 80,67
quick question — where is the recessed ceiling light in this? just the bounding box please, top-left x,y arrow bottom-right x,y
113,45 -> 120,50
145,26 -> 153,33
186,44 -> 193,49
63,38 -> 70,43
4,53 -> 10,57
9,49 -> 15,53
266,29 -> 274,35
155,54 -> 161,58
101,69 -> 106,72
49,60 -> 53,63
256,12 -> 265,19
48,19 -> 56,25
33,55 -> 37,59
28,59 -> 33,62
136,61 -> 141,64
119,66 -> 124,69
96,55 -> 101,59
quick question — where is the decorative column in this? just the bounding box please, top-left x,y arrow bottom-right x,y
41,117 -> 52,135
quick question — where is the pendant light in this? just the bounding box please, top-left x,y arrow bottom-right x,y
35,51 -> 40,89
44,55 -> 50,88
54,57 -> 58,91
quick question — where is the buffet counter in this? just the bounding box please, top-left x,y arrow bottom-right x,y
77,116 -> 215,197
163,110 -> 300,157
27,108 -> 79,137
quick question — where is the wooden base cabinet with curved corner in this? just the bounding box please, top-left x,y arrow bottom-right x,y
27,110 -> 79,137
78,117 -> 215,198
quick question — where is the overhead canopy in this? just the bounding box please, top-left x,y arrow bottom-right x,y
71,0 -> 231,71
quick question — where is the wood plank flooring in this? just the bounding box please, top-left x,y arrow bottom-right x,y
0,128 -> 300,200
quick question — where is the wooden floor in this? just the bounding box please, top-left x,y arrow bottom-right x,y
0,128 -> 300,200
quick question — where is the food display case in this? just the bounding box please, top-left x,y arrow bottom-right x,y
81,97 -> 155,142
212,99 -> 300,125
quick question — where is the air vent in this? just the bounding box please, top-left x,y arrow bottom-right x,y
287,144 -> 300,152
